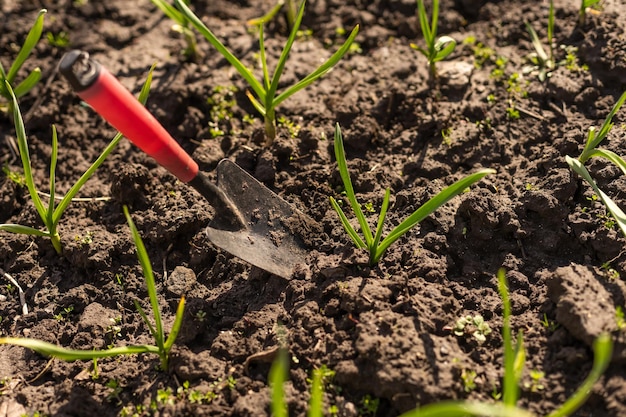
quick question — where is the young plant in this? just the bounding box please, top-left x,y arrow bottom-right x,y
566,90 -> 626,239
524,0 -> 555,82
0,206 -> 186,371
579,0 -> 602,26
0,9 -> 46,114
0,65 -> 155,254
149,0 -> 198,60
330,123 -> 494,265
398,269 -> 613,417
410,0 -> 456,82
173,0 -> 359,143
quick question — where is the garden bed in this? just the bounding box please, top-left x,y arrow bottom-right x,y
2,0 -> 626,415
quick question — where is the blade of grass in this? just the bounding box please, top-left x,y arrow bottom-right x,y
163,296 -> 186,350
270,348 -> 289,417
330,196 -> 367,249
124,206 -> 164,350
13,68 -> 41,98
334,124 -> 373,246
398,401 -> 535,417
7,81 -> 47,223
373,168 -> 495,263
0,337 -> 159,361
546,334 -> 612,417
307,367 -> 324,417
566,156 -> 626,238
0,224 -> 51,236
6,9 -> 46,84
274,25 -> 359,107
581,91 -> 626,158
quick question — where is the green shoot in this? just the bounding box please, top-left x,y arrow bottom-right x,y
149,0 -> 198,60
0,64 -> 156,254
524,0 -> 555,82
0,207 -> 186,370
269,347 -> 289,417
330,123 -> 494,265
173,0 -> 359,143
579,0 -> 602,26
0,9 -> 46,113
566,90 -> 626,239
398,269 -> 612,417
410,0 -> 456,82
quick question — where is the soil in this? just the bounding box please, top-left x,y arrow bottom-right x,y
1,0 -> 626,416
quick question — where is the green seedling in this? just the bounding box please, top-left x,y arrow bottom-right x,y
579,0 -> 602,26
0,65 -> 155,254
524,0 -> 555,81
566,90 -> 626,239
0,207 -> 185,370
410,0 -> 456,82
398,269 -> 612,417
149,0 -> 198,60
453,314 -> 492,344
173,0 -> 359,143
0,9 -> 46,114
330,123 -> 494,265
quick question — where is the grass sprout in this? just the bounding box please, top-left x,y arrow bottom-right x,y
173,0 -> 359,143
0,207 -> 185,371
410,0 -> 456,82
524,0 -> 555,82
566,90 -> 626,239
0,65 -> 156,254
0,9 -> 46,113
149,0 -> 198,60
398,269 -> 612,417
330,124 -> 494,265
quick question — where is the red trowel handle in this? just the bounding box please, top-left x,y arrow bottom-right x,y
58,50 -> 198,183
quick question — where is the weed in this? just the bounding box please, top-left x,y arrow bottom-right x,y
560,45 -> 588,73
523,369 -> 545,393
106,379 -> 123,404
0,65 -> 156,254
330,124 -> 494,265
174,0 -> 358,143
460,368 -> 477,393
566,90 -> 626,239
2,164 -> 26,187
46,31 -> 70,48
359,394 -> 380,416
410,0 -> 456,82
0,9 -> 46,113
540,313 -> 559,332
453,314 -> 492,344
53,305 -> 74,322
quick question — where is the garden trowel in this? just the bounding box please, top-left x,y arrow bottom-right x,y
59,50 -> 311,279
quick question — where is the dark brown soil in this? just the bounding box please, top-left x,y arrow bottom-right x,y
2,0 -> 626,416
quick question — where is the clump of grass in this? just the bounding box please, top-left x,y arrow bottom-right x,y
0,206 -> 185,371
173,0 -> 359,143
0,9 -> 46,114
330,123 -> 494,265
410,0 -> 456,83
566,90 -> 626,239
0,65 -> 156,254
